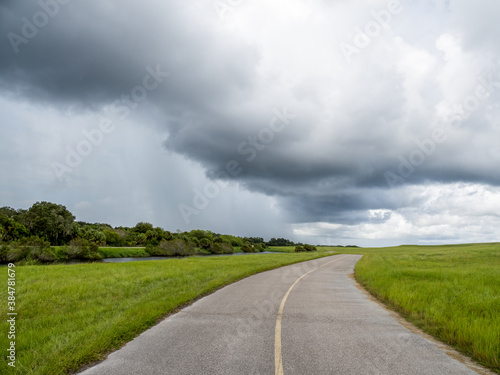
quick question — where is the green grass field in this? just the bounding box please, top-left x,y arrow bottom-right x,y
0,252 -> 330,375
1,243 -> 498,374
342,243 -> 500,373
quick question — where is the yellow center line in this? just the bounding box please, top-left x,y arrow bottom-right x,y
274,255 -> 350,375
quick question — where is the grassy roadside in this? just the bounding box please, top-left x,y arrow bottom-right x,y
339,243 -> 500,373
265,246 -> 296,253
0,251 -> 331,375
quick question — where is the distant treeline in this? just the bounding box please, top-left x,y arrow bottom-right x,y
0,201 -> 331,264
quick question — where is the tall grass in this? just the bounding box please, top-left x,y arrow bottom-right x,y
0,252 -> 329,375
344,243 -> 500,373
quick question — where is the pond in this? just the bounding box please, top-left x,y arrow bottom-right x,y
0,251 -> 284,266
101,251 -> 281,263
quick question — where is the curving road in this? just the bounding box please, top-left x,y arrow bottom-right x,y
79,254 -> 491,375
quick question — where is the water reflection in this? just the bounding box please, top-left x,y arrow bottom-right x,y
102,251 -> 280,263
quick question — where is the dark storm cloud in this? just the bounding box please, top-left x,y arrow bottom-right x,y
0,1 -> 259,110
2,0 -> 500,230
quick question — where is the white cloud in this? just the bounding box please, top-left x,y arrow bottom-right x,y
292,183 -> 500,245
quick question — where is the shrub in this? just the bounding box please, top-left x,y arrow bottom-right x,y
7,236 -> 54,262
68,238 -> 102,260
210,242 -> 234,255
241,244 -> 256,253
210,243 -> 223,254
304,244 -> 317,252
54,246 -> 69,261
0,242 -> 10,263
32,246 -> 57,262
135,233 -> 147,245
103,229 -> 124,246
254,243 -> 265,252
147,239 -> 197,257
78,228 -> 106,246
199,238 -> 211,250
6,245 -> 31,262
188,237 -> 200,247
221,243 -> 234,254
295,246 -> 306,253
230,238 -> 244,247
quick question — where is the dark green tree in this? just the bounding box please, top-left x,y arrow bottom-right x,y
0,213 -> 29,241
0,207 -> 17,218
189,229 -> 213,241
22,202 -> 75,245
102,229 -> 124,246
78,227 -> 106,245
199,238 -> 211,250
243,237 -> 265,244
241,243 -> 256,253
133,222 -> 154,234
304,244 -> 317,252
267,237 -> 295,246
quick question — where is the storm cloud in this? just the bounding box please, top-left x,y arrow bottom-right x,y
1,0 -> 500,245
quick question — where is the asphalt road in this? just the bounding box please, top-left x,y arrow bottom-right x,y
78,254 -> 490,375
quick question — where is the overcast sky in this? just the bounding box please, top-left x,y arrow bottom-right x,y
1,0 -> 500,246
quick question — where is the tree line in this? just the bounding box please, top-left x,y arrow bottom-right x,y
0,201 -> 310,263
